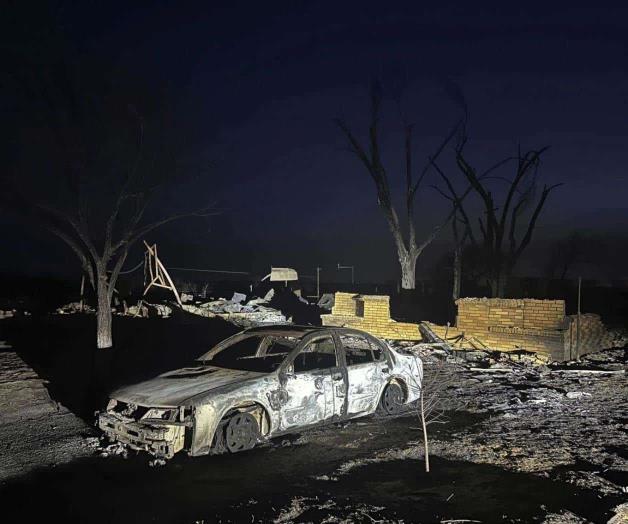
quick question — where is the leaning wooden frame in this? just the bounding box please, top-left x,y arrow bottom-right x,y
142,241 -> 183,306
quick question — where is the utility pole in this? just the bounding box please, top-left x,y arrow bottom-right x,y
337,263 -> 355,285
316,266 -> 321,298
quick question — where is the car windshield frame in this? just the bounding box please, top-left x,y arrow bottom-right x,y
196,331 -> 306,373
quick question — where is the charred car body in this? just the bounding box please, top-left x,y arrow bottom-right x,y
98,326 -> 423,458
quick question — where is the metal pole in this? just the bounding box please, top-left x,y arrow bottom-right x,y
316,267 -> 321,298
576,276 -> 582,359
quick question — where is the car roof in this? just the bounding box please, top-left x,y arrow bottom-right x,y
241,324 -> 381,339
241,324 -> 324,335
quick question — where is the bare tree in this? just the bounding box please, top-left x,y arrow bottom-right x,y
407,351 -> 461,472
3,53 -> 216,349
433,128 -> 561,297
334,83 -> 460,290
432,179 -> 474,301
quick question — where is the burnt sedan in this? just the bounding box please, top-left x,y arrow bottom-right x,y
98,326 -> 423,458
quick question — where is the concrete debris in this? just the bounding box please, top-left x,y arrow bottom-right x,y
387,340 -> 627,496
231,292 -> 247,304
99,442 -> 129,459
316,293 -> 334,310
118,301 -> 172,318
541,510 -> 589,523
55,302 -> 95,314
180,292 -> 194,303
565,391 -> 592,399
148,458 -> 167,467
83,436 -> 101,449
182,294 -> 287,327
273,496 -> 310,523
147,303 -> 172,318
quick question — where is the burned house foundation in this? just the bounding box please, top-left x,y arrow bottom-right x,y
427,298 -> 615,360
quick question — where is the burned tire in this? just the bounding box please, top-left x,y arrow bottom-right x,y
224,412 -> 260,453
378,382 -> 404,416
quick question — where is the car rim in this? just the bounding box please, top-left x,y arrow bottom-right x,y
383,384 -> 403,415
225,413 -> 258,452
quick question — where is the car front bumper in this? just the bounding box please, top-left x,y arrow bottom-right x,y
98,411 -> 186,458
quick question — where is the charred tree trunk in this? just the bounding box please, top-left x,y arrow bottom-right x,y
399,249 -> 419,290
489,267 -> 509,298
96,272 -> 113,349
452,246 -> 461,301
335,83 -> 458,295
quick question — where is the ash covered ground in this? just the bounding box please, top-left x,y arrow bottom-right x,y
0,312 -> 626,523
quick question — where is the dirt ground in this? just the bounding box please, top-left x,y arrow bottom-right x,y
0,313 -> 626,523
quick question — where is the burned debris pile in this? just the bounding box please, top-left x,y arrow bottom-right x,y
182,287 -> 324,327
182,289 -> 287,326
52,285 -> 324,328
391,338 -> 627,500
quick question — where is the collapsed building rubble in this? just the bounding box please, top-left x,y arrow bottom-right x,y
386,336 -> 628,500
316,293 -> 335,311
182,289 -> 287,327
56,302 -> 95,314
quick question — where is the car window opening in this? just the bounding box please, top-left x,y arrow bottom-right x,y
294,336 -> 338,372
341,334 -> 384,366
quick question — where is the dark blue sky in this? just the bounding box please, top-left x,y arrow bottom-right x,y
3,2 -> 628,283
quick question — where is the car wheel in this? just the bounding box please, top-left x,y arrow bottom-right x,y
379,382 -> 404,415
224,412 -> 260,453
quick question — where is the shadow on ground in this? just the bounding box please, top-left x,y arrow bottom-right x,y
0,311 -> 239,419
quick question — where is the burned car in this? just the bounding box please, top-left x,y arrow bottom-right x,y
98,326 -> 423,458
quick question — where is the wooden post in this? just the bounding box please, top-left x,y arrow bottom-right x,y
142,241 -> 183,307
316,266 -> 321,299
79,275 -> 85,312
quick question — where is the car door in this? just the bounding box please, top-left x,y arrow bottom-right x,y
339,333 -> 388,415
278,334 -> 342,431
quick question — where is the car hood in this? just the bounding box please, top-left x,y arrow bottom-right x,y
110,366 -> 266,407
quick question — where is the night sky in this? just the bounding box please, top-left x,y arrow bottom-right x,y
3,2 -> 628,284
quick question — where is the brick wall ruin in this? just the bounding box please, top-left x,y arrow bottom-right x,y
427,298 -> 614,360
321,292 -> 420,340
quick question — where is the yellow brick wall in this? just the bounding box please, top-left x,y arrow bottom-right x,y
331,292 -> 358,316
450,298 -> 569,359
321,293 -> 420,340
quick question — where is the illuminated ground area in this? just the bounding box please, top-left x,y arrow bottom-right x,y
0,315 -> 625,523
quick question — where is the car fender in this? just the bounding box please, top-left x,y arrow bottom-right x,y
188,385 -> 278,456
